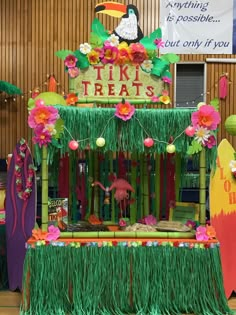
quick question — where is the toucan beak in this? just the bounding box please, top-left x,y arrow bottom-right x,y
95,1 -> 127,18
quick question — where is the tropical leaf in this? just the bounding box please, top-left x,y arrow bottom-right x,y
0,80 -> 22,95
151,58 -> 169,77
140,27 -> 162,50
51,138 -> 63,149
90,32 -> 103,48
210,98 -> 220,110
55,50 -> 75,60
74,50 -> 90,69
187,140 -> 203,155
54,118 -> 64,139
91,18 -> 109,42
28,98 -> 35,110
160,53 -> 180,64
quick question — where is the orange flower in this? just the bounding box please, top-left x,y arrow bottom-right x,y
66,93 -> 78,105
32,228 -> 48,240
206,225 -> 216,239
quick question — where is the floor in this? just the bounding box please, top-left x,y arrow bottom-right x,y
0,291 -> 236,315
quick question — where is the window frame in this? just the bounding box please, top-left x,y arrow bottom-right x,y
174,62 -> 207,108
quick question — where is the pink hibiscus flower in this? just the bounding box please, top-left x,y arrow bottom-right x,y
196,226 -> 209,241
32,124 -> 52,147
46,225 -> 60,241
115,100 -> 135,121
191,105 -> 221,130
101,45 -> 119,64
129,43 -> 147,64
204,135 -> 216,149
64,55 -> 78,68
28,103 -> 59,128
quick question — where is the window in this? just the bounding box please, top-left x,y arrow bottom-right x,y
174,63 -> 206,108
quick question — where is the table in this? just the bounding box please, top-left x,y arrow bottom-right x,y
21,238 -> 230,315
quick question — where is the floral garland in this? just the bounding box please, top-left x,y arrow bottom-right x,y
56,19 -> 179,82
185,102 -> 221,155
26,239 -> 220,249
15,139 -> 35,200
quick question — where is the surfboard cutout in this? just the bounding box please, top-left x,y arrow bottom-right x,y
5,139 -> 36,290
210,138 -> 236,298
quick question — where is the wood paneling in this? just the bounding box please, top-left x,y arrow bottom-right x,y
0,0 -> 236,158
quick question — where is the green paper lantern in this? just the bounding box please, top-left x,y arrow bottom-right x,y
225,115 -> 236,136
35,92 -> 66,106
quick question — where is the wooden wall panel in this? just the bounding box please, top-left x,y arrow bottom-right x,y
0,0 -> 236,159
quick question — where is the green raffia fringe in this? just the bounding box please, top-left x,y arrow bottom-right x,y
33,106 -> 218,170
21,245 -> 231,315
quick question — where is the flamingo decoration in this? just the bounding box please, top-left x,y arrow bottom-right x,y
92,178 -> 135,217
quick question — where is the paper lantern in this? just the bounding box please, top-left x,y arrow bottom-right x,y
96,137 -> 105,147
225,115 -> 236,136
185,126 -> 195,137
144,137 -> 154,147
166,144 -> 176,154
68,140 -> 79,150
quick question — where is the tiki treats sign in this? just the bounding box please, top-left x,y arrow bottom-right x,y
73,64 -> 163,98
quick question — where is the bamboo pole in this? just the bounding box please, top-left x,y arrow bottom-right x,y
130,152 -> 137,224
199,148 -> 206,224
75,97 -> 162,105
143,154 -> 149,217
109,151 -> 115,223
41,146 -> 49,232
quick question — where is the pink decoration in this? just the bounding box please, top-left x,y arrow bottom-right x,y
144,215 -> 157,225
64,55 -> 78,68
28,103 -> 59,129
115,100 -> 135,121
68,67 -> 79,78
204,135 -> 216,149
185,126 -> 196,137
219,75 -> 228,99
151,96 -> 160,103
46,225 -> 60,241
196,226 -> 209,241
191,105 -> 221,130
32,125 -> 52,147
68,140 -> 79,150
35,98 -> 45,107
144,137 -> 154,148
101,45 -> 119,64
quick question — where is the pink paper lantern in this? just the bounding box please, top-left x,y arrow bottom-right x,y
144,137 -> 154,147
68,140 -> 79,150
185,126 -> 196,137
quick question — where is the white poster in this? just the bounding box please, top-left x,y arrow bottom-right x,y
160,0 -> 234,54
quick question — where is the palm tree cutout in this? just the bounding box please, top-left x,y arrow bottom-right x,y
0,80 -> 22,97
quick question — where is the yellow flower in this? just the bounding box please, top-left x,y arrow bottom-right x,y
159,95 -> 171,105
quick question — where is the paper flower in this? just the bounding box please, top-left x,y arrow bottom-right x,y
141,60 -> 153,73
191,105 -> 221,130
87,49 -> 101,65
206,225 -> 216,239
203,135 -> 216,149
129,43 -> 147,64
162,76 -> 172,84
28,103 -> 59,128
64,55 -> 78,68
151,95 -> 160,103
186,220 -> 196,229
66,93 -> 78,105
159,90 -> 171,105
154,38 -> 165,48
101,45 -> 119,64
80,43 -> 92,55
194,126 -> 211,144
46,225 -> 60,241
115,100 -> 135,121
32,228 -> 48,241
32,124 -> 52,147
119,219 -> 127,227
196,226 -> 209,241
229,159 -> 236,178
106,34 -> 120,47
68,67 -> 79,78
144,215 -> 157,225
116,42 -> 130,64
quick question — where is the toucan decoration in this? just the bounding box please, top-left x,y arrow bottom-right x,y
95,1 -> 143,44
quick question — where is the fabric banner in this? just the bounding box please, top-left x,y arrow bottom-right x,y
160,0 -> 234,54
